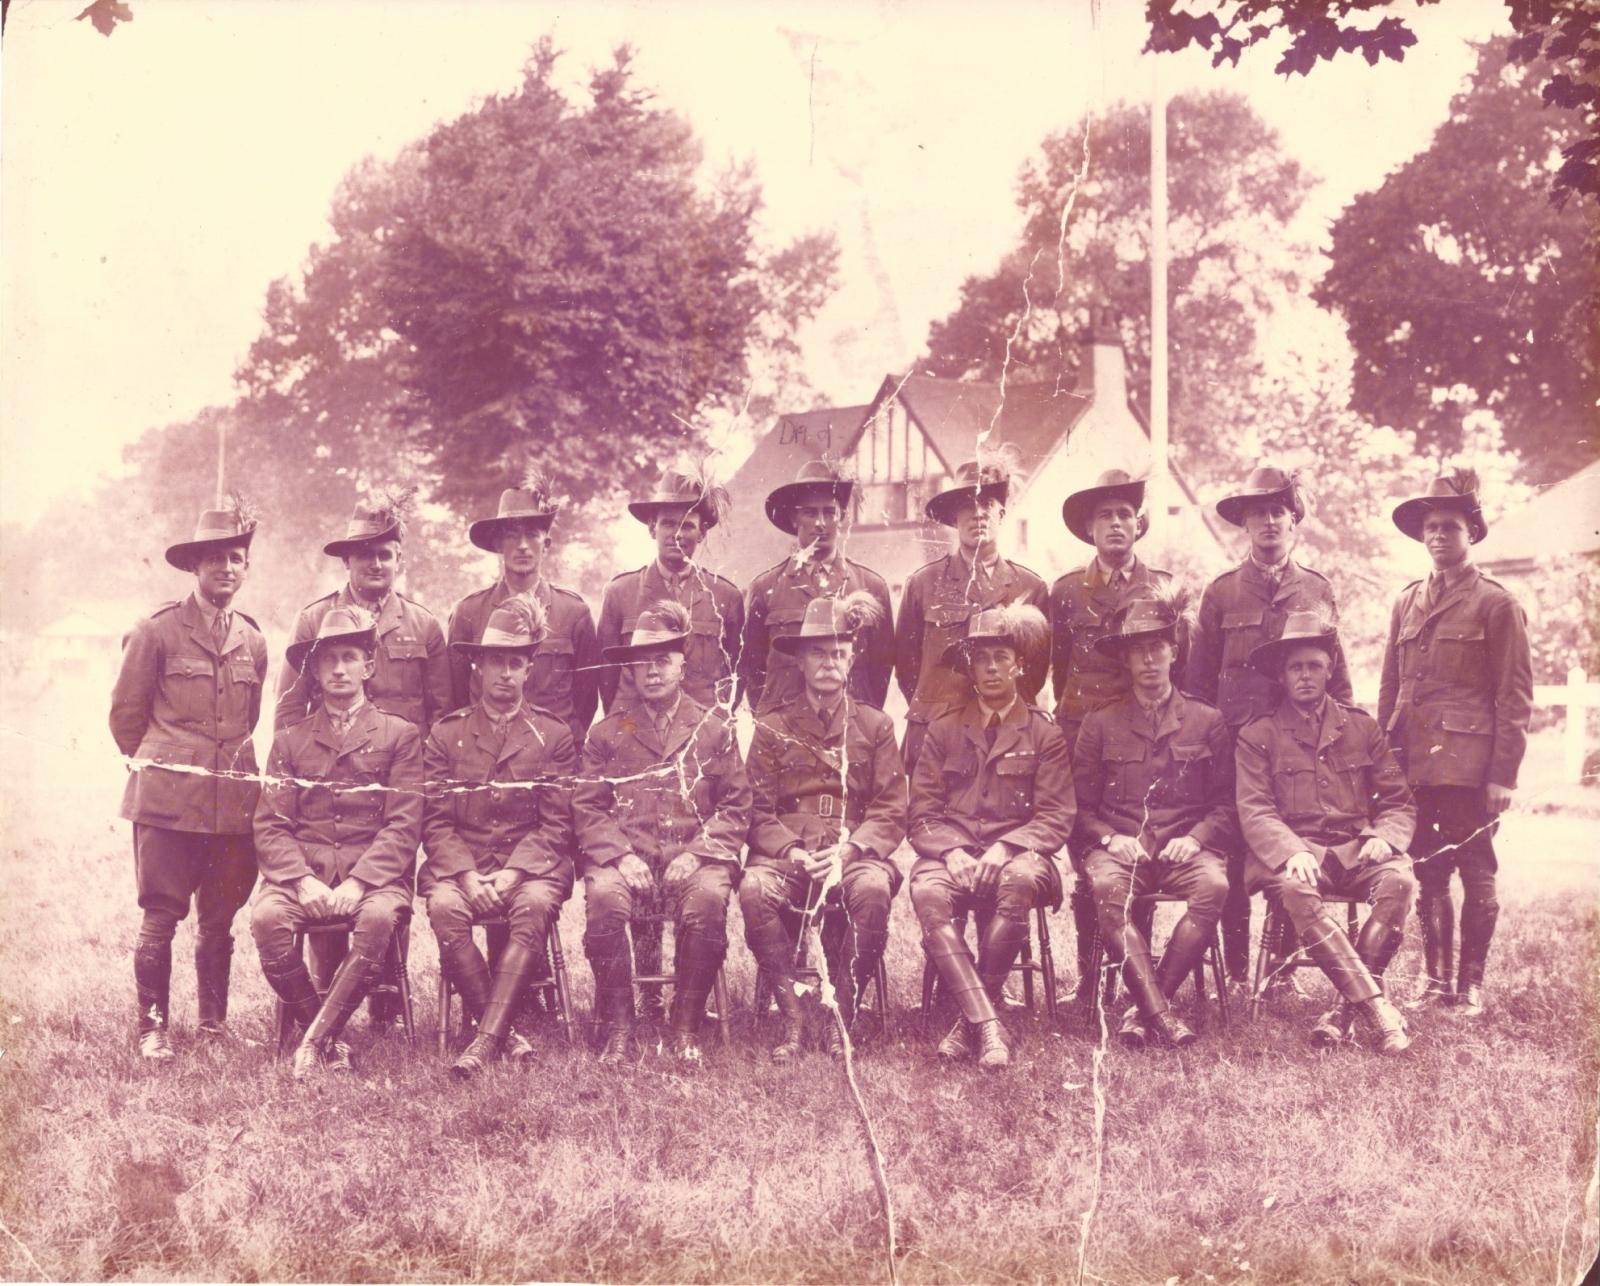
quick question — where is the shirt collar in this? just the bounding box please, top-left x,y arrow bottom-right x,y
482,699 -> 524,730
325,693 -> 367,730
1133,683 -> 1175,716
653,559 -> 695,585
1249,553 -> 1290,576
189,591 -> 224,627
1092,555 -> 1136,587
978,693 -> 1020,724
1430,559 -> 1474,591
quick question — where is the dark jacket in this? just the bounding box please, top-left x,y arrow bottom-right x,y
274,586 -> 450,736
446,578 -> 599,747
908,697 -> 1074,861
595,562 -> 744,714
253,703 -> 422,889
1072,690 -> 1237,857
110,594 -> 268,834
1235,697 -> 1415,873
576,696 -> 751,872
741,555 -> 894,714
1187,558 -> 1352,728
746,696 -> 907,867
896,553 -> 1048,724
1048,556 -> 1171,743
1377,564 -> 1533,790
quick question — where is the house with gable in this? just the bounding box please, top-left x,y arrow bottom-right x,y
702,308 -> 1225,595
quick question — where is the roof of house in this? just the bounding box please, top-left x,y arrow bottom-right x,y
725,403 -> 872,499
862,374 -> 1093,475
1476,460 -> 1600,570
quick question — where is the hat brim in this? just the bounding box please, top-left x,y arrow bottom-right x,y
600,634 -> 691,664
469,513 -> 556,552
1248,631 -> 1339,675
323,523 -> 402,559
772,629 -> 857,655
164,529 -> 255,572
1216,487 -> 1304,528
288,626 -> 378,674
449,637 -> 542,658
1061,482 -> 1148,545
1092,623 -> 1179,659
1391,496 -> 1487,543
925,482 -> 1009,528
938,632 -> 1020,670
764,481 -> 854,535
627,500 -> 721,530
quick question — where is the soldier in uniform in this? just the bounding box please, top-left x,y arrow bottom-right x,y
741,460 -> 894,716
741,594 -> 908,1060
109,501 -> 267,1058
1237,613 -> 1416,1054
274,490 -> 447,1028
895,457 -> 1048,772
1074,594 -> 1234,1048
1048,469 -> 1172,1003
422,594 -> 581,1078
1187,465 -> 1351,984
1379,470 -> 1532,1017
596,466 -> 743,715
907,605 -> 1071,1070
577,602 -> 752,1062
447,471 -> 600,750
251,606 -> 423,1078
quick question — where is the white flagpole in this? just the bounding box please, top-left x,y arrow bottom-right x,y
1149,55 -> 1170,541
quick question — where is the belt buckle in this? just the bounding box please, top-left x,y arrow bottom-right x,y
818,793 -> 835,818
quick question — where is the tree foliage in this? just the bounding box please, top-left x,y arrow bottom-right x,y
1145,0 -> 1600,207
1314,35 -> 1598,475
921,91 -> 1313,489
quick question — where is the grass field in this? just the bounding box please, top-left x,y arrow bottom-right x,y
1,684 -> 1598,1284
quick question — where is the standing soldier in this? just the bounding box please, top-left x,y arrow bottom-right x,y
1073,593 -> 1235,1049
1379,470 -> 1531,1017
741,460 -> 894,716
251,607 -> 422,1079
907,605 -> 1071,1070
895,456 -> 1048,772
275,488 -> 448,1029
1187,465 -> 1351,985
1237,613 -> 1416,1053
596,466 -> 743,715
741,594 -> 908,1060
1049,469 -> 1172,1003
577,602 -> 752,1063
109,499 -> 267,1058
422,594 -> 582,1078
448,470 -> 599,750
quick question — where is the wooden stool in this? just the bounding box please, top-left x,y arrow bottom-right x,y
1250,896 -> 1362,1020
273,907 -> 416,1055
626,913 -> 734,1046
435,910 -> 578,1054
1081,893 -> 1229,1030
918,903 -> 1060,1031
753,958 -> 891,1035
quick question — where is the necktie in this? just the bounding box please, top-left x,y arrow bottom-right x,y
655,713 -> 672,745
1426,575 -> 1443,609
212,611 -> 229,651
985,713 -> 1000,749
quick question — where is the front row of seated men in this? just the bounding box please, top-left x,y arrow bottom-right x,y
249,566 -> 1422,1082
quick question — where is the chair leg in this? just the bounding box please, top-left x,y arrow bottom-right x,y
390,932 -> 416,1047
1251,906 -> 1275,1020
435,969 -> 452,1058
1211,926 -> 1230,1028
874,959 -> 890,1028
550,932 -> 577,1047
1019,931 -> 1037,1011
713,969 -> 732,1048
1038,909 -> 1058,1022
1079,919 -> 1104,1026
277,931 -> 304,1056
919,953 -> 937,1034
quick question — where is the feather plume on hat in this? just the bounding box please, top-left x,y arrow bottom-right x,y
1282,466 -> 1317,518
368,484 -> 418,536
839,590 -> 884,634
974,440 -> 1025,488
1440,465 -> 1480,497
681,456 -> 732,527
640,599 -> 692,635
1147,579 -> 1197,647
499,590 -> 548,639
224,489 -> 260,533
992,602 -> 1049,658
520,463 -> 563,515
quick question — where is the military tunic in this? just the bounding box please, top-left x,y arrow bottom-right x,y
895,552 -> 1048,766
740,555 -> 894,714
595,562 -> 744,714
274,586 -> 451,736
447,578 -> 599,748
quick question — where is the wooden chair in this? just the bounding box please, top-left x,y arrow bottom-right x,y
918,903 -> 1060,1031
624,912 -> 734,1047
1080,893 -> 1229,1031
273,906 -> 415,1055
1250,895 -> 1362,1020
434,909 -> 578,1055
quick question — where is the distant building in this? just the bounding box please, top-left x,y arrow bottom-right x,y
1476,460 -> 1600,578
703,308 -> 1225,592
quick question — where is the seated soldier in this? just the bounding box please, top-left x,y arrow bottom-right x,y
740,594 -> 908,1061
251,606 -> 422,1079
577,602 -> 752,1064
1236,612 -> 1416,1054
908,605 -> 1071,1070
422,593 -> 581,1079
1073,593 -> 1234,1049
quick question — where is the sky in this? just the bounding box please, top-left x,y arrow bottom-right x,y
0,0 -> 1511,530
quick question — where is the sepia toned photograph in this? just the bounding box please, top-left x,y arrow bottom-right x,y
1,1 -> 1596,1282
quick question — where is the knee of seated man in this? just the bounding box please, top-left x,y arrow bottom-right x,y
845,866 -> 892,912
426,886 -> 470,933
679,887 -> 729,939
249,895 -> 292,945
738,867 -> 782,913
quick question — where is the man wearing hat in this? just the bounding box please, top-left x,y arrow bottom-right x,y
422,593 -> 584,1077
1049,468 -> 1173,1002
274,490 -> 450,736
448,470 -> 599,750
895,458 -> 1048,772
250,606 -> 423,1079
1237,612 -> 1416,1053
110,499 -> 268,1058
576,601 -> 753,1062
907,604 -> 1070,1069
741,592 -> 908,1060
741,460 -> 894,716
1073,593 -> 1235,1048
596,467 -> 744,717
1378,469 -> 1531,1017
1187,464 -> 1352,984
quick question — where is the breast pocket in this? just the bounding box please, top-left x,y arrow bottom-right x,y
1165,742 -> 1213,805
993,752 -> 1039,816
1220,609 -> 1265,666
530,638 -> 575,702
1103,739 -> 1148,805
1271,749 -> 1319,818
1434,624 -> 1489,685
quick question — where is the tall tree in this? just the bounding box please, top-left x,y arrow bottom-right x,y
922,91 -> 1314,488
1314,35 -> 1598,475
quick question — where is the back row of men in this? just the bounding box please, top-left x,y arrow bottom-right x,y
110,458 -> 1531,1075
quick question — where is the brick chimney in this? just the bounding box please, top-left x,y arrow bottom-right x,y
1074,304 -> 1129,410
